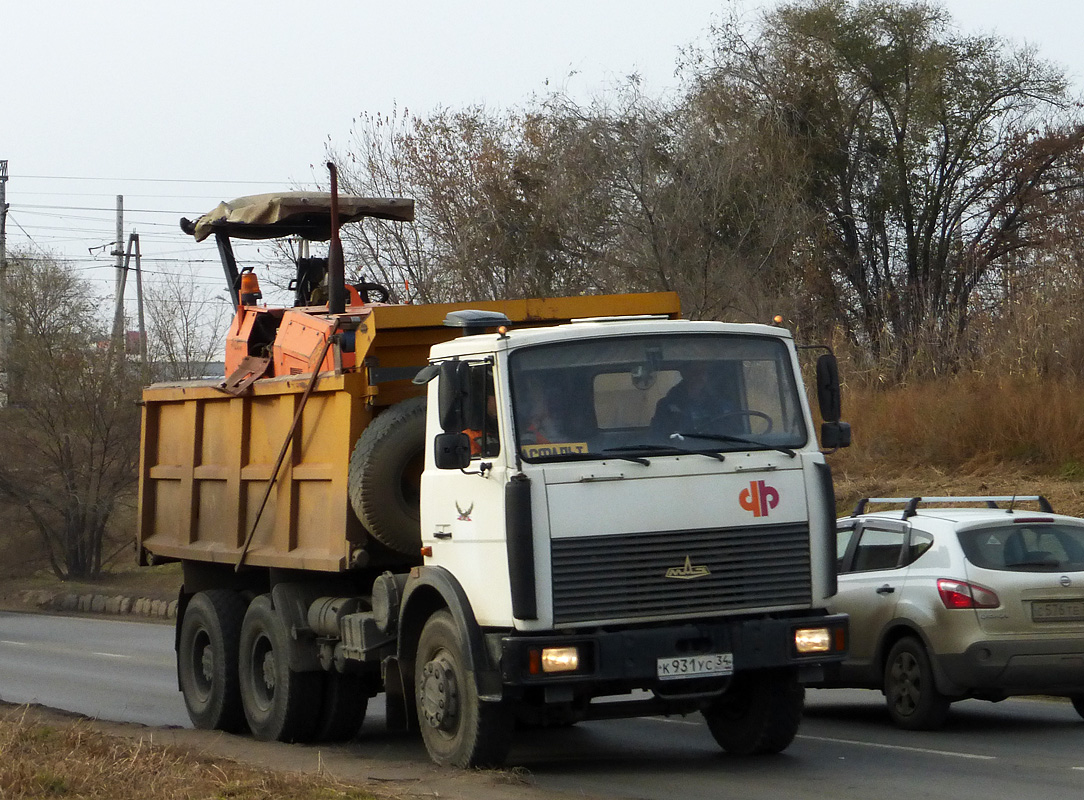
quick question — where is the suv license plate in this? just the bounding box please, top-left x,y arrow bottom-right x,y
657,653 -> 734,680
1032,600 -> 1084,622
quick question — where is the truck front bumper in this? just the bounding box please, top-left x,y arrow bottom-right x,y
494,613 -> 848,688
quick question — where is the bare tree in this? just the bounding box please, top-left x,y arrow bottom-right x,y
691,0 -> 1084,372
145,268 -> 231,381
0,254 -> 141,579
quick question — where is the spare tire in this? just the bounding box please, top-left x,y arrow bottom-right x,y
348,396 -> 427,554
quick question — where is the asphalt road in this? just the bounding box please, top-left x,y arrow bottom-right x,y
2,611 -> 1083,799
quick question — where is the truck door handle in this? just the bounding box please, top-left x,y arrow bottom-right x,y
876,584 -> 895,595
433,531 -> 452,540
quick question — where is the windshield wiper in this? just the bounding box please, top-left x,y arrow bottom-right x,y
604,444 -> 726,463
672,432 -> 797,458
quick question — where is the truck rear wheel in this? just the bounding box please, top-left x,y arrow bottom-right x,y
702,669 -> 804,755
348,396 -> 426,555
314,672 -> 369,742
238,594 -> 321,742
178,589 -> 248,732
415,610 -> 513,767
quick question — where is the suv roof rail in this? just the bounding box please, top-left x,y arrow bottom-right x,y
851,495 -> 1053,519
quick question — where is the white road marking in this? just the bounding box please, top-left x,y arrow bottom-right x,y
90,652 -> 131,660
0,640 -> 29,646
653,717 -> 994,760
652,717 -> 700,725
799,734 -> 995,760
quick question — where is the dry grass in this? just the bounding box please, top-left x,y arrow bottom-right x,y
829,373 -> 1084,517
838,374 -> 1084,475
0,706 -> 378,800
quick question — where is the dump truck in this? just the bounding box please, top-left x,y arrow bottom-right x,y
138,172 -> 850,767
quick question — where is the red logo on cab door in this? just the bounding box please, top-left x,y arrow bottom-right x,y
740,480 -> 779,517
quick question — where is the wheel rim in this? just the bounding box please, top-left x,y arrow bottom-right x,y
889,651 -> 921,716
419,652 -> 460,732
189,629 -> 213,701
249,633 -> 276,712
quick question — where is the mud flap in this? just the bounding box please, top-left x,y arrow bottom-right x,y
382,655 -> 411,731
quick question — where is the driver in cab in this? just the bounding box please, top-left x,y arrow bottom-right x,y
651,362 -> 727,436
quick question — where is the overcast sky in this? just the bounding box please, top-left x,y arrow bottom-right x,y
3,0 -> 1083,302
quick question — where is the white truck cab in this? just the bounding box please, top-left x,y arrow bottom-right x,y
405,311 -> 849,763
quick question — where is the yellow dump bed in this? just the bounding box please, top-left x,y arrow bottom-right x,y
137,293 -> 680,572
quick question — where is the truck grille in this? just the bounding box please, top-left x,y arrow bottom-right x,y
551,523 -> 811,625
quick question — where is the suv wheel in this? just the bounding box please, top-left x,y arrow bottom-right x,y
884,637 -> 950,730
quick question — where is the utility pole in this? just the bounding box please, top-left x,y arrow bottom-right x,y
111,195 -> 124,345
0,159 -> 9,407
113,233 -> 134,349
133,233 -> 148,378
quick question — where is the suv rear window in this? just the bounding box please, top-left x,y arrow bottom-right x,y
957,524 -> 1084,572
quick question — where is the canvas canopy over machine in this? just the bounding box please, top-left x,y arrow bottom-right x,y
179,187 -> 415,308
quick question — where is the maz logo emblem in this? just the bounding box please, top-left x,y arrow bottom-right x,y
455,501 -> 474,521
665,556 -> 710,580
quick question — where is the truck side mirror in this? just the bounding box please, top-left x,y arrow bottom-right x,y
815,354 -> 842,423
820,421 -> 851,449
434,432 -> 472,469
437,361 -> 471,432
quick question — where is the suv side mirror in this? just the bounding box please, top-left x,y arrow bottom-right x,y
434,432 -> 472,470
816,353 -> 842,422
437,361 -> 471,432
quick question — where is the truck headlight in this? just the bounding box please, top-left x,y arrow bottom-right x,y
529,646 -> 580,674
794,627 -> 832,654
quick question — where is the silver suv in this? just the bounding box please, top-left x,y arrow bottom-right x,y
817,496 -> 1084,729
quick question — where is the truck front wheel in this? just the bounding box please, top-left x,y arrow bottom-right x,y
414,610 -> 513,768
238,594 -> 321,742
702,668 -> 804,755
177,590 -> 248,732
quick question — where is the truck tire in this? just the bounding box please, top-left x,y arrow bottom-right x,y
415,610 -> 513,767
702,668 -> 804,755
314,672 -> 369,742
238,594 -> 322,742
177,590 -> 248,733
884,637 -> 951,730
348,396 -> 427,555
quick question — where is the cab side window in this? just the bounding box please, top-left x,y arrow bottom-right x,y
463,364 -> 499,459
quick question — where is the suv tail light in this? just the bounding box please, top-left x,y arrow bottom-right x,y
937,578 -> 1000,609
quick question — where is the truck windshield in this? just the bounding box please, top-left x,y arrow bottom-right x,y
509,333 -> 807,462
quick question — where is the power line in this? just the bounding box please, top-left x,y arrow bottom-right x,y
13,174 -> 319,185
15,203 -> 203,215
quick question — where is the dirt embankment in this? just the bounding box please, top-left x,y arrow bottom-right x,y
0,702 -> 590,800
